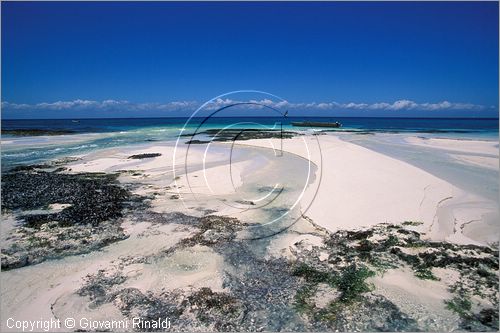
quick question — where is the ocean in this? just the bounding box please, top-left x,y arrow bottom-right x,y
2,117 -> 498,169
2,117 -> 499,136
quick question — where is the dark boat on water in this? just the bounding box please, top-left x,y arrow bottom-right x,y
291,121 -> 342,128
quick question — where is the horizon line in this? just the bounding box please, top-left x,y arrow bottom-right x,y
2,115 -> 499,121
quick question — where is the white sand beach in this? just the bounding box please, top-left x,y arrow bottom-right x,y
211,135 -> 498,245
1,132 -> 498,332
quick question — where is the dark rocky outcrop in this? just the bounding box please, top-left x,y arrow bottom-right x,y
1,165 -> 144,270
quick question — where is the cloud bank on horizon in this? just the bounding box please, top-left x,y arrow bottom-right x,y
2,98 -> 494,116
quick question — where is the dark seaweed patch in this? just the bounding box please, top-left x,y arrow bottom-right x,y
128,153 -> 162,159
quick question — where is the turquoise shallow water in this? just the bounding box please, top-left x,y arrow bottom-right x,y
1,117 -> 498,169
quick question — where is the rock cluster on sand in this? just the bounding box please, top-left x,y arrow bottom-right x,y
72,211 -> 498,331
1,164 -> 143,270
290,223 -> 499,331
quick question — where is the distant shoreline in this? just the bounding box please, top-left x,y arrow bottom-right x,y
1,128 -> 77,136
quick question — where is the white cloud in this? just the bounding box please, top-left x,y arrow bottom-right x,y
1,98 -> 492,113
1,100 -> 198,112
387,100 -> 418,110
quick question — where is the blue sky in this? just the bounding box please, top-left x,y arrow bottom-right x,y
1,1 -> 499,118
